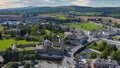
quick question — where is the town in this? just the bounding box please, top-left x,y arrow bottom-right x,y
0,1 -> 120,68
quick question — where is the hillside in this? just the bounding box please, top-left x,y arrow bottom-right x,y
0,6 -> 120,17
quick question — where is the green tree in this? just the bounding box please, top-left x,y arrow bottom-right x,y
89,52 -> 97,59
6,62 -> 18,68
31,62 -> 35,68
19,53 -> 24,61
80,51 -> 87,55
29,54 -> 36,60
110,51 -> 117,60
23,54 -> 29,60
75,54 -> 80,59
105,44 -> 118,55
99,50 -> 108,59
24,62 -> 30,68
97,40 -> 107,51
0,33 -> 2,40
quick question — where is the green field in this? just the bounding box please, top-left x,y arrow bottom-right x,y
109,14 -> 120,17
0,39 -> 38,51
58,16 -> 67,20
84,12 -> 103,16
0,26 -> 4,31
68,23 -> 105,30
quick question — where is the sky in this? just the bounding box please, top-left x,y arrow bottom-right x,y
0,0 -> 120,9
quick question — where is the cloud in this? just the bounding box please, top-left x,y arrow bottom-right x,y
70,0 -> 91,6
0,0 -> 55,9
0,0 -> 26,9
0,0 -> 119,9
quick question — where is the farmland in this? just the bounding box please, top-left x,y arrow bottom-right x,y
0,39 -> 38,51
67,23 -> 105,30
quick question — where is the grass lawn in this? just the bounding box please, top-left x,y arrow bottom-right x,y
84,12 -> 103,16
0,39 -> 38,51
45,29 -> 52,35
68,23 -> 105,30
58,16 -> 67,20
0,26 -> 4,31
113,35 -> 120,41
18,47 -> 34,51
53,46 -> 61,50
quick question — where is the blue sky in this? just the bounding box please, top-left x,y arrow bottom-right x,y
0,0 -> 120,9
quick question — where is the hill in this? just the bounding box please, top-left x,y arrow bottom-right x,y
0,6 -> 120,17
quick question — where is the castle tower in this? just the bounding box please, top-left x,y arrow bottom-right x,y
60,39 -> 65,52
57,35 -> 61,44
35,44 -> 39,50
12,44 -> 18,52
43,39 -> 51,51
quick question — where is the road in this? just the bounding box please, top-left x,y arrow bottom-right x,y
62,45 -> 84,68
101,38 -> 120,48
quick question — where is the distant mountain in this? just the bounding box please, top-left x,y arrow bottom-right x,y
0,5 -> 120,17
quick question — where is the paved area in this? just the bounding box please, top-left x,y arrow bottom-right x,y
62,45 -> 84,68
101,38 -> 120,46
41,61 -> 62,68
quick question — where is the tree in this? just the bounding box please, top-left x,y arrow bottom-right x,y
117,49 -> 120,64
110,49 -> 120,64
105,44 -> 118,55
6,22 -> 10,29
89,52 -> 97,59
97,40 -> 107,51
0,33 -> 2,40
99,50 -> 108,59
3,48 -> 13,62
80,51 -> 87,55
23,54 -> 29,60
31,62 -> 35,68
24,62 -> 30,68
75,54 -> 80,59
6,62 -> 18,68
91,42 -> 97,46
110,51 -> 117,60
110,44 -> 118,51
19,53 -> 24,61
29,54 -> 36,60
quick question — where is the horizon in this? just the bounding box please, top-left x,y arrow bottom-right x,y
0,5 -> 120,10
0,0 -> 120,9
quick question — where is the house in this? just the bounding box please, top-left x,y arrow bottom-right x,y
64,32 -> 77,40
75,29 -> 85,36
116,29 -> 120,35
87,30 -> 103,38
75,59 -> 89,68
71,36 -> 88,45
102,30 -> 117,36
102,28 -> 117,36
89,58 -> 119,68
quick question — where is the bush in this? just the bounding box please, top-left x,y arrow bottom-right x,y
6,62 -> 18,68
75,54 -> 80,59
80,51 -> 87,55
23,54 -> 29,60
29,54 -> 36,60
14,35 -> 24,40
89,52 -> 97,59
25,36 -> 39,42
24,62 -> 30,68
